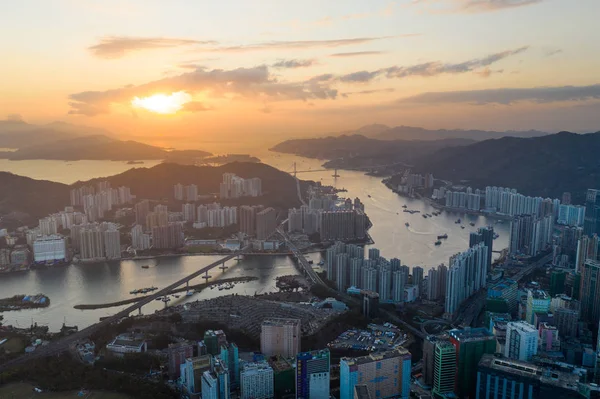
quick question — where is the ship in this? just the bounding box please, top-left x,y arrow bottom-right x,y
469,222 -> 475,227
461,226 -> 465,229
434,240 -> 442,246
437,234 -> 448,239
455,218 -> 461,224
402,205 -> 407,208
405,222 -> 410,227
186,290 -> 194,297
141,265 -> 149,269
422,214 -> 428,218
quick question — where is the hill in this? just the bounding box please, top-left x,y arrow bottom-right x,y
0,135 -> 211,161
0,163 -> 306,228
0,173 -> 69,227
0,119 -> 111,148
270,135 -> 473,169
413,131 -> 600,203
83,162 -> 305,209
371,125 -> 549,141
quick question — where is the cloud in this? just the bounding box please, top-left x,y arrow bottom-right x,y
272,59 -> 316,69
339,70 -> 383,83
342,88 -> 396,97
89,36 -> 217,59
412,0 -> 542,13
474,67 -> 504,78
398,84 -> 600,105
337,46 -> 527,83
330,51 -> 387,57
68,65 -> 337,116
545,49 -> 563,57
206,35 -> 414,53
182,101 -> 212,112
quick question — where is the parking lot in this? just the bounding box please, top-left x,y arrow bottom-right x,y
328,323 -> 408,352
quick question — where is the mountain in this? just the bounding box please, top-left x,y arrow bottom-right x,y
0,119 -> 111,148
372,125 -> 550,141
413,131 -> 600,203
0,135 -> 211,161
0,162 -> 306,228
307,124 -> 551,142
270,135 -> 474,169
0,173 -> 69,227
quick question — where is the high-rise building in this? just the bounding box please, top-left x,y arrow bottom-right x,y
174,183 -> 184,201
432,341 -> 456,397
470,226 -> 494,268
181,355 -> 213,397
526,290 -> 551,324
562,192 -> 572,205
487,278 -> 518,315
269,356 -> 295,398
204,330 -> 227,356
575,234 -> 600,272
131,224 -> 151,250
392,270 -> 406,303
445,242 -> 489,316
104,227 -> 121,260
240,362 -> 273,399
220,342 -> 239,389
427,268 -> 439,300
412,266 -> 424,296
186,184 -> 198,202
353,385 -> 372,399
477,354 -> 582,399
319,209 -> 366,241
362,291 -> 379,319
558,204 -> 586,227
260,318 -> 300,358
448,328 -> 496,398
202,359 -> 230,399
378,266 -> 392,302
552,295 -> 580,338
504,321 -> 538,361
239,205 -> 263,236
296,349 -> 330,399
256,207 -> 277,240
32,235 -> 67,263
340,348 -> 412,399
580,259 -> 600,325
151,223 -> 183,249
168,342 -> 194,379
134,200 -> 150,228
584,189 -> 600,236
182,203 -> 196,222
219,174 -> 262,199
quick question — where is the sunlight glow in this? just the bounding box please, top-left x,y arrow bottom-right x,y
131,91 -> 191,114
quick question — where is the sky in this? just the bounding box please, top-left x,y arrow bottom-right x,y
1,0 -> 599,149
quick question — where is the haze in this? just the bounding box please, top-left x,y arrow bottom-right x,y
1,0 -> 599,151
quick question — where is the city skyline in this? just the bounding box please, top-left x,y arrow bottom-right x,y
2,0 -> 600,150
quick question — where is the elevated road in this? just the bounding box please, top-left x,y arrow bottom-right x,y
0,246 -> 251,372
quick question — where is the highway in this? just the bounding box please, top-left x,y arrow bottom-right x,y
0,246 -> 252,372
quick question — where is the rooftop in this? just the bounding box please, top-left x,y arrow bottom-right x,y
528,290 -> 550,300
449,328 -> 494,342
297,349 -> 329,360
507,321 -> 537,333
261,318 -> 301,327
479,354 -> 580,391
341,347 -> 411,366
268,356 -> 294,373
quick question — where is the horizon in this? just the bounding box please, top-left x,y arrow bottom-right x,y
2,0 -> 599,149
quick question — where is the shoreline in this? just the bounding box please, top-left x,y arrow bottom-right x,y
73,276 -> 258,310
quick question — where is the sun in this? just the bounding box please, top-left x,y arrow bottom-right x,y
131,91 -> 191,114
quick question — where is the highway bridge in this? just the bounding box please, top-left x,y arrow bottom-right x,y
0,245 -> 254,372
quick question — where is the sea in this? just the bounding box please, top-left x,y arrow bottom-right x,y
0,152 -> 510,331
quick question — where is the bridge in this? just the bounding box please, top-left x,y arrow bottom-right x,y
0,244 -> 256,372
287,161 -> 411,177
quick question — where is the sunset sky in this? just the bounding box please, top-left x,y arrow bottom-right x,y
1,0 -> 599,148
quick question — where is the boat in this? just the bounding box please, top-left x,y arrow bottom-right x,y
434,240 -> 442,246
155,297 -> 163,301
437,234 -> 448,239
402,205 -> 407,208
186,291 -> 194,297
218,286 -> 224,291
173,294 -> 180,298
469,222 -> 475,227
368,195 -> 372,198
318,260 -> 324,266
141,265 -> 149,269
461,226 -> 465,229
455,219 -> 461,224
308,260 -> 314,264
405,222 -> 409,227
493,233 -> 500,240
422,214 -> 427,218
